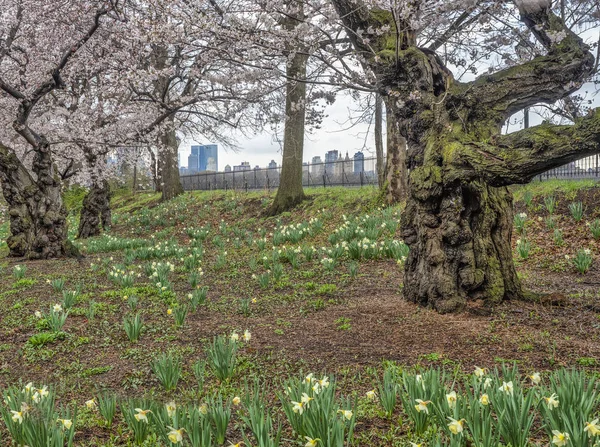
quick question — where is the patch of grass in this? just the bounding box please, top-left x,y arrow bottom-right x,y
27,331 -> 66,347
80,366 -> 113,377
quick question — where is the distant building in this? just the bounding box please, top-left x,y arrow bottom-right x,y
224,165 -> 232,172
233,161 -> 251,172
187,154 -> 199,173
353,151 -> 365,173
268,160 -> 278,169
325,150 -> 339,173
311,156 -> 323,177
190,144 -> 218,172
343,152 -> 352,174
302,162 -> 309,174
254,165 -> 261,170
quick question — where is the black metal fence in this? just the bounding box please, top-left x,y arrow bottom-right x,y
180,157 -> 379,191
180,155 -> 600,192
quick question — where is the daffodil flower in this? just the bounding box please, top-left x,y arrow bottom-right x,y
231,332 -> 239,342
484,377 -> 493,389
318,376 -> 329,388
366,390 -> 377,400
410,443 -> 422,447
134,408 -> 152,423
300,393 -> 313,407
167,427 -> 184,443
414,399 -> 431,414
498,381 -> 514,395
228,443 -> 244,447
305,373 -> 315,384
446,391 -> 457,409
11,410 -> 23,424
305,436 -> 320,447
166,402 -> 176,418
479,394 -> 490,406
34,311 -> 42,318
338,409 -> 353,420
53,304 -> 62,313
544,393 -> 559,410
474,366 -> 486,378
292,401 -> 305,415
85,399 -> 96,409
23,382 -> 34,394
232,396 -> 241,406
243,330 -> 251,342
529,372 -> 541,385
552,430 -> 570,446
584,419 -> 600,436
58,418 -> 73,430
199,403 -> 208,415
447,417 -> 465,435
167,308 -> 173,315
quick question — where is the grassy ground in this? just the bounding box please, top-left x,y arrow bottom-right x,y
0,182 -> 599,446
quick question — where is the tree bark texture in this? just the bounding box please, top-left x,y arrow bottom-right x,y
268,4 -> 308,215
331,0 -> 597,312
383,100 -> 408,204
159,126 -> 184,202
77,180 -> 111,239
0,143 -> 68,259
374,94 -> 385,188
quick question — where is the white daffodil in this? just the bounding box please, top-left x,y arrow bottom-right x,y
166,402 -> 176,418
447,417 -> 465,435
318,376 -> 329,388
584,419 -> 600,436
167,427 -> 184,443
58,418 -> 73,430
23,382 -> 34,393
338,409 -> 353,420
230,332 -> 239,342
134,408 -> 152,423
300,393 -> 313,407
552,430 -> 570,446
414,399 -> 431,414
544,393 -> 559,410
34,311 -> 42,318
292,401 -> 305,415
529,372 -> 541,385
446,391 -> 457,409
484,377 -> 493,389
474,366 -> 485,378
366,390 -> 377,400
85,399 -> 96,409
243,330 -> 251,342
53,303 -> 62,313
479,394 -> 490,406
498,381 -> 514,395
232,396 -> 241,406
305,437 -> 321,447
305,373 -> 315,384
11,410 -> 23,424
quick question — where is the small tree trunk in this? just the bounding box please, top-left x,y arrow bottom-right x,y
0,144 -> 69,259
77,180 -> 111,239
132,164 -> 138,195
148,148 -> 160,192
159,126 -> 183,202
383,100 -> 408,204
268,5 -> 308,215
375,94 -> 385,188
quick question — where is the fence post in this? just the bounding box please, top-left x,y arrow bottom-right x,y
267,177 -> 270,192
225,181 -> 228,191
323,174 -> 326,188
360,171 -> 363,187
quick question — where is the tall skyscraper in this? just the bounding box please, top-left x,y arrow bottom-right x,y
187,154 -> 199,172
325,150 -> 339,173
190,144 -> 218,172
353,151 -> 365,173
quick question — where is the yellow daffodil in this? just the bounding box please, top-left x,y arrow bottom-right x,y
414,399 -> 431,414
338,409 -> 353,420
410,443 -> 422,447
198,403 -> 208,415
228,443 -> 244,447
243,330 -> 251,342
292,401 -> 305,415
134,408 -> 152,423
529,372 -> 541,385
544,393 -> 559,410
446,391 -> 457,409
11,410 -> 23,424
167,426 -> 184,443
232,396 -> 241,406
552,430 -> 570,446
305,436 -> 320,447
479,394 -> 490,406
584,419 -> 600,436
366,390 -> 377,400
57,418 -> 72,430
166,402 -> 177,418
167,308 -> 173,315
251,298 -> 257,304
498,381 -> 513,395
447,417 -> 465,435
85,399 -> 96,409
474,367 -> 486,378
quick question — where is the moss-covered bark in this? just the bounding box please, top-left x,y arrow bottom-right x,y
77,180 -> 111,239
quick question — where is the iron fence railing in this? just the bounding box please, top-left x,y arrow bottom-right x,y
179,155 -> 600,191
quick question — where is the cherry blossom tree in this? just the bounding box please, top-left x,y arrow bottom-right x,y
330,0 -> 600,312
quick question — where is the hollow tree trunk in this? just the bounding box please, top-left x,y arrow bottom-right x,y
268,4 -> 307,216
0,144 -> 69,259
383,100 -> 408,204
77,180 -> 111,239
374,94 -> 385,188
158,126 -> 183,202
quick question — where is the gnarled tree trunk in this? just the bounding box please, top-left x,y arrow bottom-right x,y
0,143 -> 68,259
383,100 -> 408,204
77,179 -> 111,239
158,125 -> 183,202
